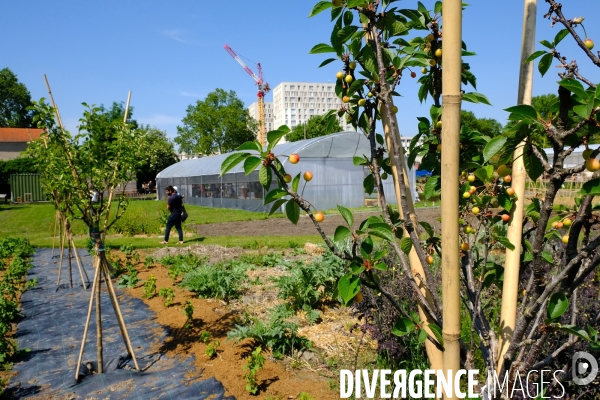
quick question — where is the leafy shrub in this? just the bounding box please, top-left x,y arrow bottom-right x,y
180,260 -> 248,300
205,340 -> 220,359
183,300 -> 194,328
228,305 -> 311,359
160,253 -> 203,281
158,287 -> 175,307
275,252 -> 346,309
243,346 -> 265,395
143,275 -> 156,299
199,330 -> 211,344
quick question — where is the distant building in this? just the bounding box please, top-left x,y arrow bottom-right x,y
0,128 -> 44,161
271,82 -> 353,131
247,102 -> 275,133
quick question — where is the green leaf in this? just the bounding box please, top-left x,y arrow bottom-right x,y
419,221 -> 434,237
505,104 -> 539,121
483,136 -> 507,162
400,237 -> 412,255
343,10 -> 353,25
474,166 -> 494,182
558,78 -> 589,100
264,188 -> 288,205
259,165 -> 272,190
337,205 -> 354,227
363,174 -> 375,195
579,178 -> 600,196
333,26 -> 359,47
428,323 -> 444,346
243,156 -> 262,175
309,43 -> 337,54
318,58 -> 337,68
267,127 -> 290,147
553,29 -> 569,46
558,325 -> 590,341
523,146 -> 544,181
347,0 -> 368,8
334,225 -> 352,242
542,251 -> 554,265
498,192 -> 513,212
285,200 -> 300,224
221,152 -> 250,176
237,141 -> 262,152
524,50 -> 547,64
391,317 -> 415,337
337,274 -> 361,306
539,39 -> 553,49
353,155 -> 368,166
462,92 -> 492,106
291,173 -> 301,192
269,199 -> 287,216
423,175 -> 440,200
360,236 -> 373,256
391,21 -> 408,36
538,53 -> 553,77
547,292 -> 568,320
418,328 -> 428,343
309,1 -> 332,17
496,236 -> 515,251
369,223 -> 394,242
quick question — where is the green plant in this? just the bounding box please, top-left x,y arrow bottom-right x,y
183,300 -> 194,328
180,260 -> 248,300
228,305 -> 311,358
143,275 -> 157,299
143,256 -> 155,269
205,340 -> 220,359
297,393 -> 315,400
117,260 -> 140,288
288,241 -> 300,249
199,330 -> 211,344
160,253 -> 202,281
158,287 -> 175,307
243,346 -> 265,395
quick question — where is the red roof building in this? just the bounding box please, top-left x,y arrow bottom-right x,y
0,128 -> 44,161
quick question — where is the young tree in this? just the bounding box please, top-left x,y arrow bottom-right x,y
136,125 -> 178,183
0,68 -> 34,127
175,88 -> 257,155
460,110 -> 503,138
285,114 -> 343,142
223,1 -> 600,397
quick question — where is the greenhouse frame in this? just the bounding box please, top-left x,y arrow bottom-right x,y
156,131 -> 416,212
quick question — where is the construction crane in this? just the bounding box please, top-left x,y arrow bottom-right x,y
224,44 -> 270,146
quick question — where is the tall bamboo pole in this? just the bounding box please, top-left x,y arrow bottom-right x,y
441,0 -> 463,395
381,111 -> 444,372
497,0 -> 537,371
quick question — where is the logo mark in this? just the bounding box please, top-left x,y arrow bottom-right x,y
572,351 -> 598,386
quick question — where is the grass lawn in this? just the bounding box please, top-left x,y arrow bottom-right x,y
0,201 -> 312,249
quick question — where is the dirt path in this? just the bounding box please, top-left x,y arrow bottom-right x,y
192,207 -> 441,237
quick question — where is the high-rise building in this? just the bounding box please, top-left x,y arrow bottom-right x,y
271,81 -> 353,131
247,101 -> 275,133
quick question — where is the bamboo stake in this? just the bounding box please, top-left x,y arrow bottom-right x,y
497,0 -> 537,372
95,259 -> 103,373
71,239 -> 90,284
441,0 -> 463,395
68,231 -> 73,289
381,111 -> 444,373
101,261 -> 140,371
75,254 -> 101,381
57,219 -> 67,285
51,211 -> 59,257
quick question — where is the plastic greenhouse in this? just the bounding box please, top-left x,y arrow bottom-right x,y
156,131 -> 416,212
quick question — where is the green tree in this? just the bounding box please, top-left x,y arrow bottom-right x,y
136,125 -> 178,183
175,89 -> 257,155
460,110 -> 502,137
285,114 -> 343,142
0,157 -> 37,197
0,68 -> 34,127
97,101 -> 138,129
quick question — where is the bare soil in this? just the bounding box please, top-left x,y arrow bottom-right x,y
191,208 -> 441,237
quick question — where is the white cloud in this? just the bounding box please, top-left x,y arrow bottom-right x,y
163,29 -> 189,44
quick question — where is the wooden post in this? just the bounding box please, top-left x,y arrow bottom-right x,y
95,256 -> 103,373
57,220 -> 66,285
75,254 -> 101,381
497,0 -> 537,372
71,239 -> 90,285
51,211 -> 60,257
101,260 -> 140,371
441,0 -> 463,396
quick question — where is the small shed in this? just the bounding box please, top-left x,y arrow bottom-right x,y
156,131 -> 416,212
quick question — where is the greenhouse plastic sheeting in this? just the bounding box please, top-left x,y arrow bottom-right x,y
157,131 -> 416,212
6,248 -> 234,399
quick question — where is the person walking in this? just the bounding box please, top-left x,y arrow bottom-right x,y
160,185 -> 184,244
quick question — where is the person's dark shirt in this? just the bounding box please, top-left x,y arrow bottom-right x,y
167,193 -> 183,216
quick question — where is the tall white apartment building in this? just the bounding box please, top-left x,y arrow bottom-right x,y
247,101 -> 275,133
271,82 -> 353,131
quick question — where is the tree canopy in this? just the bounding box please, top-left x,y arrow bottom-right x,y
175,88 -> 257,155
0,68 -> 34,127
285,114 -> 343,142
460,110 -> 502,137
136,125 -> 178,183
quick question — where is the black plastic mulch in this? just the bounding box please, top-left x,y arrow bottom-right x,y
5,248 -> 235,399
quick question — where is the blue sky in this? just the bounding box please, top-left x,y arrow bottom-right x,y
3,1 -> 600,147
